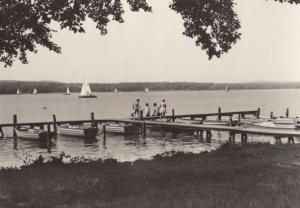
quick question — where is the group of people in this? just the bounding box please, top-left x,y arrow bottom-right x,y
131,99 -> 167,119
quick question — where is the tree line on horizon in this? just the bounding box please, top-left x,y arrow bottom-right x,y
0,81 -> 300,94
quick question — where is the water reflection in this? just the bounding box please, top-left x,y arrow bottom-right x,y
0,130 -> 299,168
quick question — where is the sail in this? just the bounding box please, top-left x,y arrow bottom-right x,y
33,88 -> 37,94
80,80 -> 92,96
145,88 -> 149,92
225,85 -> 229,91
114,88 -> 118,93
66,87 -> 70,94
17,88 -> 21,95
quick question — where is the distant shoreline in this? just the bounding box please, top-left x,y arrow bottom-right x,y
0,80 -> 300,94
0,88 -> 299,95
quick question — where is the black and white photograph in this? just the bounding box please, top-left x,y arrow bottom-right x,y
1,0 -> 300,207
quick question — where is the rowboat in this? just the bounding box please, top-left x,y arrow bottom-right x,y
243,120 -> 300,130
101,123 -> 139,135
57,123 -> 98,137
175,118 -> 233,126
15,126 -> 54,140
271,118 -> 297,125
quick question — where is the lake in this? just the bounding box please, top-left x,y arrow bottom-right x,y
1,89 -> 300,167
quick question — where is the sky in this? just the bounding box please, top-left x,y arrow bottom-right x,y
1,0 -> 300,83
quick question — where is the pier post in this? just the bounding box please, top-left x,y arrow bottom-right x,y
47,123 -> 51,146
238,114 -> 241,126
206,130 -> 212,142
0,126 -> 3,138
202,116 -> 206,121
270,112 -> 273,119
218,107 -> 221,121
142,121 -> 146,137
256,108 -> 260,119
53,114 -> 57,135
229,117 -> 233,126
199,130 -> 204,141
288,136 -> 295,144
103,125 -> 106,140
241,133 -> 248,145
286,108 -> 289,118
274,136 -> 281,144
196,131 -> 199,139
91,112 -> 95,127
140,111 -> 143,120
241,113 -> 245,119
200,130 -> 204,137
13,114 -> 17,137
229,132 -> 235,143
161,125 -> 165,137
172,109 -> 175,122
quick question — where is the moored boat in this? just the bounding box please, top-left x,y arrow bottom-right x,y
271,118 -> 297,125
243,120 -> 300,130
57,123 -> 98,137
175,118 -> 233,126
15,126 -> 54,140
101,123 -> 139,135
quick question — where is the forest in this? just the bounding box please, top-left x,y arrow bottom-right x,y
0,80 -> 300,94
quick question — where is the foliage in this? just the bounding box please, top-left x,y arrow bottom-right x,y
0,0 -> 151,67
170,0 -> 241,59
0,0 -> 300,66
273,0 -> 300,4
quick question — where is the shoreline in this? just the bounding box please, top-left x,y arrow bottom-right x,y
0,143 -> 300,208
1,80 -> 300,94
0,88 -> 299,96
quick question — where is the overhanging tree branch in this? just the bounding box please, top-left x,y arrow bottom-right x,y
0,0 -> 298,67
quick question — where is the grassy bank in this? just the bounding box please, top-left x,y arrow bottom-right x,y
0,143 -> 300,208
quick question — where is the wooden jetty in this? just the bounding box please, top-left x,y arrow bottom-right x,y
0,108 -> 297,144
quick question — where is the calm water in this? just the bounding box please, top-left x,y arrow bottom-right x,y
1,89 -> 300,167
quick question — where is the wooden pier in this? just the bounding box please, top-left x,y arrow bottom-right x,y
0,108 -> 297,144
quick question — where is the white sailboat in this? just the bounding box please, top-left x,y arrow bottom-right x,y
225,85 -> 229,92
79,79 -> 97,98
16,88 -> 21,95
114,88 -> 118,93
64,87 -> 71,95
145,87 -> 149,93
33,88 -> 37,95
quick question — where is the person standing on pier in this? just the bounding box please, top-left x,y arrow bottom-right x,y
143,103 -> 151,118
132,99 -> 141,119
159,99 -> 167,120
152,103 -> 159,117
